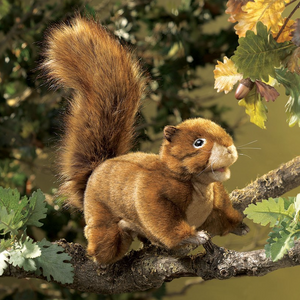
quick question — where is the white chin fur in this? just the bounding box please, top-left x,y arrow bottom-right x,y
205,143 -> 237,182
208,167 -> 231,182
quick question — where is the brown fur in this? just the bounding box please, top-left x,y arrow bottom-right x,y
42,16 -> 146,209
42,17 -> 247,265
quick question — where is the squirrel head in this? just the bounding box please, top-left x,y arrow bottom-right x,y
159,118 -> 238,183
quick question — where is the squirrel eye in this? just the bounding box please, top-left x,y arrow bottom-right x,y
193,138 -> 206,148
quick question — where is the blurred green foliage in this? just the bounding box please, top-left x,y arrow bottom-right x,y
0,0 -> 238,299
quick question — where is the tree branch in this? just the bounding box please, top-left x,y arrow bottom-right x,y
3,239 -> 300,294
2,156 -> 300,294
231,155 -> 300,213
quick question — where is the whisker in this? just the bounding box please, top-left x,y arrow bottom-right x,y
238,153 -> 252,159
196,164 -> 211,177
238,147 -> 261,150
210,159 -> 218,175
237,140 -> 258,149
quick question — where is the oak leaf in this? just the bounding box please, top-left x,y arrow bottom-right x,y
275,68 -> 300,127
225,0 -> 252,23
274,18 -> 295,43
214,56 -> 243,94
255,80 -> 280,102
238,85 -> 268,129
231,0 -> 285,37
232,22 -> 295,82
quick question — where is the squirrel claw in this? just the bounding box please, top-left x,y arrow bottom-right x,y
231,222 -> 250,236
180,230 -> 211,246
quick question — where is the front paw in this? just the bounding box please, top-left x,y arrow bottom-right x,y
230,222 -> 250,236
180,230 -> 210,246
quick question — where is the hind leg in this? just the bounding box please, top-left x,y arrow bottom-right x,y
84,201 -> 133,264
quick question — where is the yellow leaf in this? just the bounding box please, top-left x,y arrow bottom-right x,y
273,18 -> 295,43
238,86 -> 268,129
226,0 -> 251,23
263,76 -> 278,86
233,0 -> 285,37
214,56 -> 243,94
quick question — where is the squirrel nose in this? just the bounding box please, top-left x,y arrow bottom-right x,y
227,145 -> 238,158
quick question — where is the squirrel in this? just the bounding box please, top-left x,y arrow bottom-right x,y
42,16 -> 248,265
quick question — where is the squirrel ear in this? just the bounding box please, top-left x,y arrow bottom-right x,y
164,126 -> 179,142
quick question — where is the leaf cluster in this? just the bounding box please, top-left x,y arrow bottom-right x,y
214,0 -> 300,129
245,194 -> 300,261
0,187 -> 73,284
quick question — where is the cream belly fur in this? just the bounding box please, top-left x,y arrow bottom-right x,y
186,182 -> 214,228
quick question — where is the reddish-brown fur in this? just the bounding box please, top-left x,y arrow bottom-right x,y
42,17 -> 247,265
42,17 -> 146,209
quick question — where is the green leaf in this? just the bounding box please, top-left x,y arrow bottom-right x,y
0,206 -> 23,236
0,239 -> 12,252
275,68 -> 300,127
266,229 -> 295,262
238,86 -> 268,129
8,237 -> 41,272
232,22 -> 295,81
9,250 -> 37,272
34,239 -> 74,284
0,188 -> 47,235
0,188 -> 27,234
20,236 -> 42,259
293,226 -> 300,240
247,196 -> 300,262
0,207 -> 14,235
265,226 -> 280,259
282,197 -> 296,210
0,187 -> 22,212
244,197 -> 294,226
26,189 -> 47,227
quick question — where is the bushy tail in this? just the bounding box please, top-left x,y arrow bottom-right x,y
42,17 -> 147,209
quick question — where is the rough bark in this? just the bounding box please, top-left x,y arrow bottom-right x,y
1,156 -> 300,294
3,239 -> 300,294
231,155 -> 300,212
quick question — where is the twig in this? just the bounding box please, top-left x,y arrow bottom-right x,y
275,0 -> 300,41
286,0 -> 298,7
